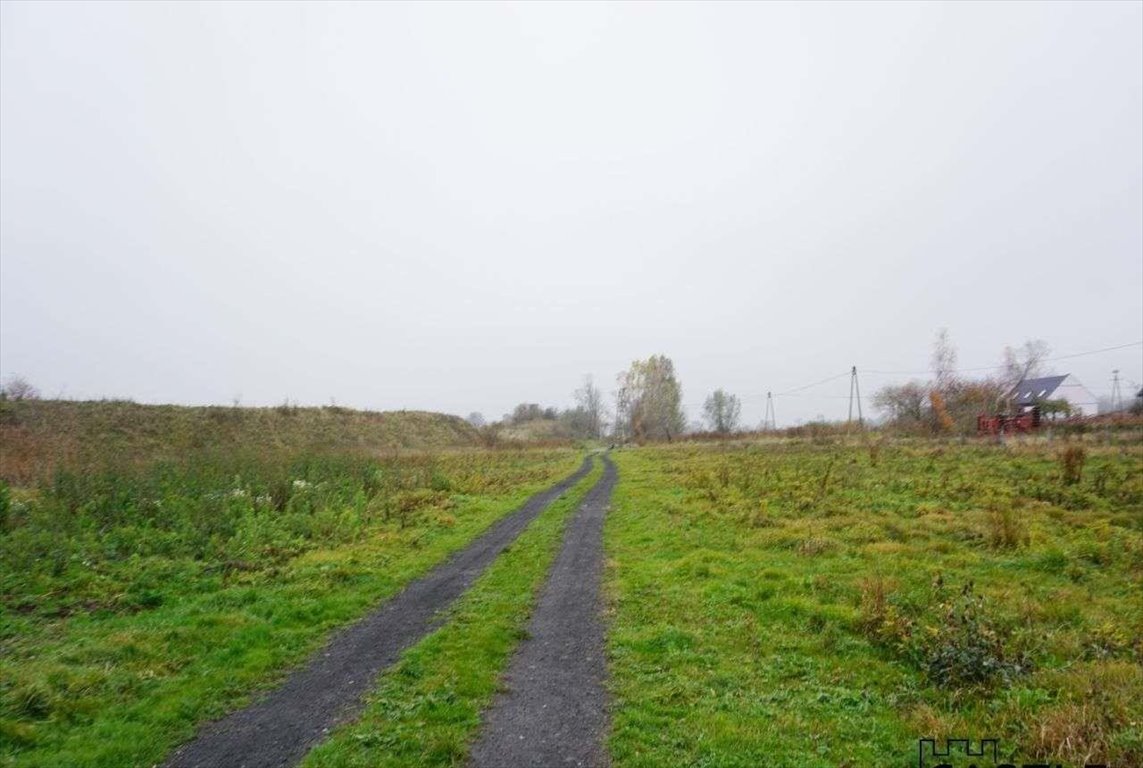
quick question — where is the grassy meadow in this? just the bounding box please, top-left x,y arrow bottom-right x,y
3,399 -> 1141,768
605,438 -> 1143,767
0,404 -> 581,767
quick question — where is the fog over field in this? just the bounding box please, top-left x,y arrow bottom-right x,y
1,1 -> 1140,425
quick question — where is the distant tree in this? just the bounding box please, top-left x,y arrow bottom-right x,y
0,375 -> 39,401
616,355 -> 685,442
931,328 -> 958,393
952,378 -> 1007,428
507,403 -> 561,425
466,411 -> 486,428
510,403 -> 543,424
559,406 -> 591,438
1001,339 -> 1051,388
702,389 -> 741,434
930,390 -> 955,433
1039,398 -> 1071,420
872,381 -> 928,425
573,375 -> 606,439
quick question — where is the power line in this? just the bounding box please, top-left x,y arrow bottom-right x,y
676,339 -> 1141,431
773,370 -> 851,396
863,340 -> 1143,377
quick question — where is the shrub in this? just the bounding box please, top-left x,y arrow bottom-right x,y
858,576 -> 1027,689
924,582 -> 1027,688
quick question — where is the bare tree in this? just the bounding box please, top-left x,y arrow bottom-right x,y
573,375 -> 605,439
702,389 -> 741,434
615,355 -> 685,442
931,328 -> 958,393
1001,339 -> 1051,388
466,411 -> 486,428
0,375 -> 40,401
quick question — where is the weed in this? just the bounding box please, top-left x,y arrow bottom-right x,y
987,507 -> 1029,549
1059,445 -> 1086,486
867,440 -> 881,466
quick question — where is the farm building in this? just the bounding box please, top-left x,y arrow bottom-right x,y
1007,374 -> 1098,416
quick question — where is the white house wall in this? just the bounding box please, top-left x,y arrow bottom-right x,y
1056,375 -> 1098,416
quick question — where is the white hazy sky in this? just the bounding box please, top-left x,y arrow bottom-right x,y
2,1 -> 1141,426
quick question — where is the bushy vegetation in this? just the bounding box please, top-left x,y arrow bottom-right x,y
0,439 -> 580,767
606,438 -> 1142,766
489,377 -> 607,443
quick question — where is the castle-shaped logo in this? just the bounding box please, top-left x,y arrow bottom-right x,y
916,738 -> 1107,768
918,738 -> 1001,768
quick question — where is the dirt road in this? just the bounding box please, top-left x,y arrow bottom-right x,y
164,456 -> 594,768
468,453 -> 616,768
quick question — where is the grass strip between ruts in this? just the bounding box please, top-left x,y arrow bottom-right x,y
302,455 -> 605,767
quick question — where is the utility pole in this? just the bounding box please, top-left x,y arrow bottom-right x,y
1111,370 -> 1123,413
763,391 -> 776,431
848,366 -> 863,426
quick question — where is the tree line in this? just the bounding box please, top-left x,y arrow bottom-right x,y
469,356 -> 745,441
873,331 -> 1071,434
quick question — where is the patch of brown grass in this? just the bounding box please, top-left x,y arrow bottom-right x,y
986,506 -> 1030,549
1027,662 -> 1143,766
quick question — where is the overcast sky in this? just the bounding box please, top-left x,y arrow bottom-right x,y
2,1 -> 1140,426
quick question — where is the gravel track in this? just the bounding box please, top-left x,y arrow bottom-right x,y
468,452 -> 616,768
164,455 -> 594,768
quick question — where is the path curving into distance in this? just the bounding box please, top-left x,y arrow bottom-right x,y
165,455 -> 594,768
469,452 -> 617,768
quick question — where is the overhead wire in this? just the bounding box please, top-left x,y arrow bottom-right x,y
862,341 -> 1142,377
696,339 -> 1142,426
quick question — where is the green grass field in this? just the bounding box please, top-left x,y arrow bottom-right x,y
3,422 -> 1140,767
0,444 -> 581,767
605,439 -> 1142,767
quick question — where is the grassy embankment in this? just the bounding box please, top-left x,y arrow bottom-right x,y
0,399 -> 581,767
0,399 -> 485,485
302,456 -> 605,767
606,440 -> 1142,767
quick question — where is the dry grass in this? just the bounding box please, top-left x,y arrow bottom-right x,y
1028,662 -> 1143,766
987,506 -> 1030,549
0,399 -> 483,485
1058,444 -> 1087,486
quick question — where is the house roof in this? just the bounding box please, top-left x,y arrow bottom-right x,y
1009,374 -> 1068,406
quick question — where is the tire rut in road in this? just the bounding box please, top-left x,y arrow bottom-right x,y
165,455 -> 595,768
468,452 -> 616,768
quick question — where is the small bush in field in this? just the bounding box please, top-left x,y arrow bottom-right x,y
1059,445 -> 1086,486
859,576 -> 1025,689
924,581 -> 1027,688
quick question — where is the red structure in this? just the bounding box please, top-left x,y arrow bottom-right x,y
977,407 -> 1041,435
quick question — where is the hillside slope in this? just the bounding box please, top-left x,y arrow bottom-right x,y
0,400 -> 483,483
